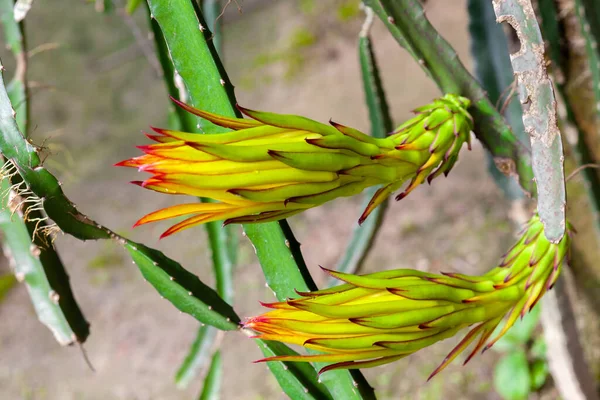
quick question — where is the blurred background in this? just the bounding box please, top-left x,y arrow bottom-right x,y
0,0 -> 596,399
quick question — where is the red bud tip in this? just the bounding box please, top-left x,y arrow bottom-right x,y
144,133 -> 163,142
149,126 -> 172,136
244,315 -> 269,325
386,287 -> 406,294
159,227 -> 178,240
258,301 -> 280,309
463,352 -> 477,366
132,218 -> 147,228
427,365 -> 444,382
328,119 -> 343,129
236,104 -> 256,118
294,289 -> 314,297
318,265 -> 336,276
395,192 -> 407,201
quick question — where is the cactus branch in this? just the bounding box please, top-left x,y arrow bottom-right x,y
0,2 -> 90,344
0,63 -> 241,334
363,0 -> 535,196
125,241 -> 239,330
0,60 -> 111,240
491,0 -> 566,243
0,171 -> 88,345
147,6 -> 236,388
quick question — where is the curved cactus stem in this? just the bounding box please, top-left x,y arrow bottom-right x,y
491,0 -> 566,243
0,174 -> 89,345
0,61 -> 112,240
0,0 -> 90,344
364,0 -> 535,197
0,17 -> 244,343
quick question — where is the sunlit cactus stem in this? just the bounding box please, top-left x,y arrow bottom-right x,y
118,94 -> 473,238
244,213 -> 572,379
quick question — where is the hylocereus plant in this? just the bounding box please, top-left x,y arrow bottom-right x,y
1,0 -> 598,399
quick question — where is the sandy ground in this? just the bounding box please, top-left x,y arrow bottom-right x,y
0,0 -> 583,399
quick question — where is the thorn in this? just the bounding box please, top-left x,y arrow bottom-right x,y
222,219 -> 233,226
78,342 -> 96,372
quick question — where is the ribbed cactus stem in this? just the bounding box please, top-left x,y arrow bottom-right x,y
363,0 -> 535,196
539,0 -> 600,242
492,0 -> 566,243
